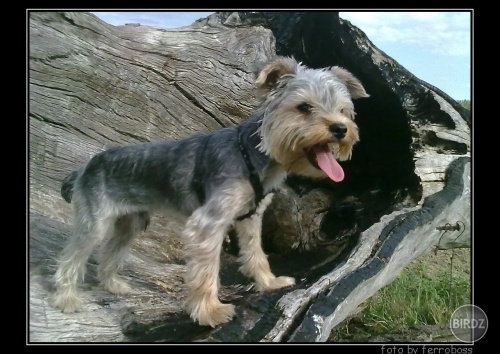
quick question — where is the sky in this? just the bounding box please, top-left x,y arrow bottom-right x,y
92,11 -> 471,101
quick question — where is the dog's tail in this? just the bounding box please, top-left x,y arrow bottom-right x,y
61,170 -> 79,203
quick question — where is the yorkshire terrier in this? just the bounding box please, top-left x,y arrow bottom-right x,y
52,56 -> 369,327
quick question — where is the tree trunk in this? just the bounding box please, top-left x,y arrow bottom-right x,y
29,11 -> 470,342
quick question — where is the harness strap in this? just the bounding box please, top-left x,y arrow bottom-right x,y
191,126 -> 265,221
237,125 -> 264,204
236,125 -> 265,220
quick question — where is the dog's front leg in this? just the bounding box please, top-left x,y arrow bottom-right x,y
183,181 -> 254,327
235,193 -> 295,292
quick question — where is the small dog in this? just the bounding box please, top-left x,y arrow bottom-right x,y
52,56 -> 369,327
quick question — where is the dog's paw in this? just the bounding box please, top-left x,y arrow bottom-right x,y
256,275 -> 295,292
101,277 -> 131,295
52,292 -> 83,313
190,301 -> 236,327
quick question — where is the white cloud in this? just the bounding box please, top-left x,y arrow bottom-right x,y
340,11 -> 471,57
410,12 -> 446,22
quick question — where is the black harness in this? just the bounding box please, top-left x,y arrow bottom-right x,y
192,125 -> 265,221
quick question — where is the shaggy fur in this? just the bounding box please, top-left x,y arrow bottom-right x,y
52,56 -> 369,327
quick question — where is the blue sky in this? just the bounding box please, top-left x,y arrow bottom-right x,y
92,11 -> 471,101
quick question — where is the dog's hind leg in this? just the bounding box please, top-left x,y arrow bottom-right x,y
235,193 -> 295,292
52,212 -> 115,313
183,181 -> 254,327
97,211 -> 149,295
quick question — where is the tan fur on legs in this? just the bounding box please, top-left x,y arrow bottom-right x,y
236,193 -> 295,291
97,213 -> 147,295
183,218 -> 234,327
183,181 -> 254,327
52,215 -> 115,313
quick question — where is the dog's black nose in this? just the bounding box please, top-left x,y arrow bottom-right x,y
329,123 -> 347,139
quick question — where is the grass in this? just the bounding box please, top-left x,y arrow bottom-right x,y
457,99 -> 470,110
330,249 -> 471,341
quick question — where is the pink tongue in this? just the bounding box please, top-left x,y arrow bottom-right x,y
313,145 -> 344,182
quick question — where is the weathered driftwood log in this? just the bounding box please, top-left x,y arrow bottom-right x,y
29,11 -> 470,342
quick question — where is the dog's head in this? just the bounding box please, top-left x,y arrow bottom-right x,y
255,56 -> 369,182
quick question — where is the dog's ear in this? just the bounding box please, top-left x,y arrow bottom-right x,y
255,56 -> 298,94
331,66 -> 370,99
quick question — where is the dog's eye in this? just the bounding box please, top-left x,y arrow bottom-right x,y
297,103 -> 313,113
